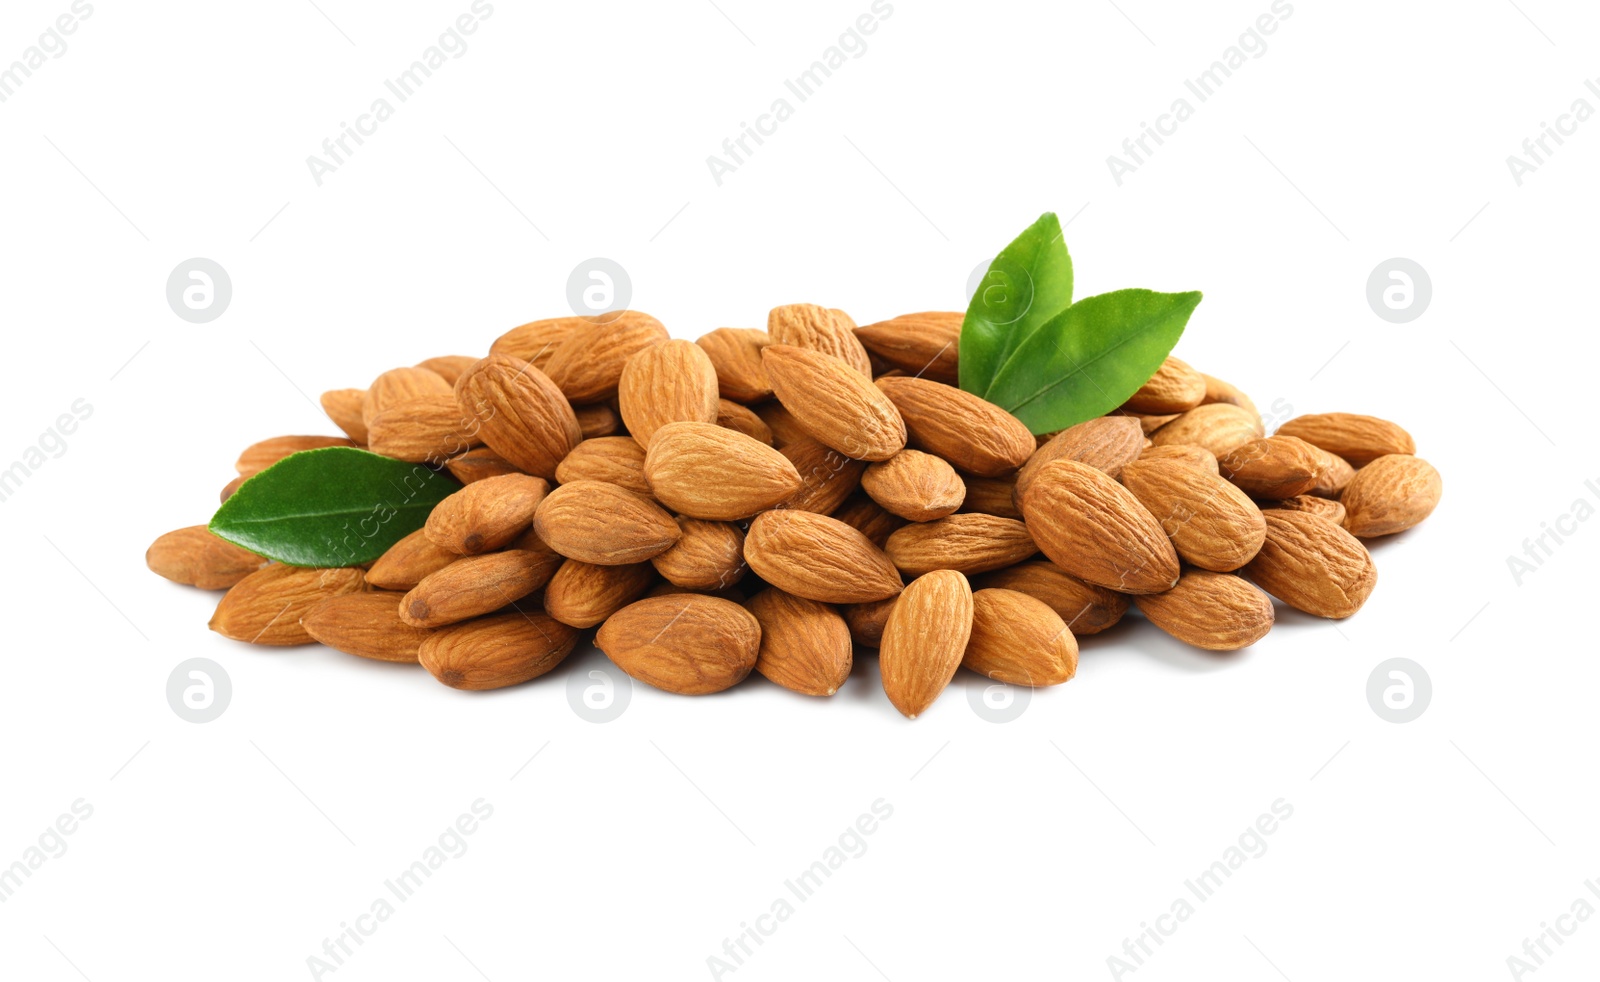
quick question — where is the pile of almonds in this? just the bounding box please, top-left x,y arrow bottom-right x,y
147,305 -> 1442,718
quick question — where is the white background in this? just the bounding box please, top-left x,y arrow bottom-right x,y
2,1 -> 1598,979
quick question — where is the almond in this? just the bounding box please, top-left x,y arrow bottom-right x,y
419,610 -> 579,690
960,474 -> 1022,519
778,435 -> 867,514
1266,494 -> 1347,526
1134,570 -> 1274,651
879,570 -> 973,719
147,526 -> 268,589
744,510 -> 904,603
1243,510 -> 1376,619
320,389 -> 369,444
555,436 -> 652,496
753,401 -> 810,449
542,310 -> 669,404
767,303 -> 872,377
575,402 -> 621,439
716,399 -> 774,445
618,339 -> 720,448
761,344 -> 906,462
651,518 -> 748,590
1124,356 -> 1206,414
533,480 -> 681,564
876,376 -> 1034,477
885,514 -> 1037,577
861,450 -> 965,521
644,422 -> 804,520
425,474 -> 549,555
1308,447 -> 1356,499
745,587 -> 853,696
235,435 -> 356,476
974,561 -> 1128,635
454,354 -> 583,480
830,493 -> 906,549
544,559 -> 657,628
1148,402 -> 1262,458
853,312 -> 961,385
1217,435 -> 1322,499
209,565 -> 366,646
1339,454 -> 1442,537
415,356 -> 477,386
842,596 -> 897,647
490,316 -> 590,371
1015,416 -> 1145,499
366,528 -> 459,591
1200,373 -> 1260,418
596,595 -> 761,695
963,588 -> 1077,686
1017,459 -> 1180,594
446,447 -> 523,485
363,366 -> 453,431
220,475 -> 246,502
1274,412 -> 1415,466
366,395 -> 482,464
399,550 -> 558,628
302,591 -> 430,663
1120,459 -> 1266,572
695,328 -> 773,403
1138,443 -> 1219,474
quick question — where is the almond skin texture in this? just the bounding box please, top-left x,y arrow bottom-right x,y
209,566 -> 366,646
842,596 -> 897,646
366,528 -> 459,591
363,367 -> 454,431
454,354 -> 582,480
885,514 -> 1037,577
533,480 -> 681,565
147,526 -> 267,590
366,395 -> 483,464
1124,356 -> 1206,414
696,328 -> 773,403
1267,494 -> 1347,526
1274,413 -> 1415,466
876,376 -> 1034,477
1200,373 -> 1260,419
974,561 -> 1128,635
879,570 -> 973,719
1119,459 -> 1267,572
716,399 -> 774,445
541,310 -> 670,405
1308,447 -> 1356,499
1018,459 -> 1180,594
761,344 -> 906,462
445,447 -> 523,485
963,589 -> 1077,686
1138,444 -> 1219,475
320,389 -> 369,444
425,474 -> 549,555
236,435 -> 356,476
745,588 -> 853,696
961,475 -> 1022,519
1113,410 -> 1181,436
830,493 -> 907,549
1244,510 -> 1377,619
1134,571 -> 1275,651
853,311 -> 962,385
575,402 -> 621,439
753,401 -> 810,449
555,436 -> 651,496
419,610 -> 579,690
1149,403 -> 1262,458
619,339 -> 721,448
744,510 -> 904,604
1339,454 -> 1442,537
1217,435 -> 1322,499
302,591 -> 430,663
490,316 -> 590,371
644,422 -> 804,520
414,355 -> 478,386
400,550 -> 557,628
778,435 -> 867,514
862,450 -> 966,521
543,560 -> 657,628
596,595 -> 761,695
768,304 -> 872,377
1015,416 -> 1145,499
651,518 -> 748,590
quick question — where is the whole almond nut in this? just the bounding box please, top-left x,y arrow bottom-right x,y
830,493 -> 906,549
555,436 -> 652,496
745,587 -> 853,696
1123,356 -> 1206,414
400,550 -> 557,628
862,450 -> 966,521
1113,410 -> 1181,435
1200,373 -> 1260,419
542,310 -> 669,405
619,339 -> 720,448
1134,570 -> 1274,650
490,316 -> 590,371
768,303 -> 872,377
716,399 -> 774,445
762,344 -> 906,462
885,514 -> 1036,577
651,518 -> 748,590
596,595 -> 761,695
544,559 -> 657,628
1017,459 -> 1180,594
320,389 -> 369,444
649,582 -> 748,604
425,474 -> 549,555
879,570 -> 973,719
963,588 -> 1077,686
644,422 -> 804,520
876,376 -> 1034,477
533,480 -> 681,565
842,596 -> 897,646
1138,444 -> 1219,474
778,435 -> 866,514
366,528 -> 459,591
1120,458 -> 1267,572
366,395 -> 483,464
209,565 -> 366,646
1266,494 -> 1347,526
1339,454 -> 1442,537
744,510 -> 903,604
147,526 -> 268,590
1274,412 -> 1415,466
302,591 -> 430,663
1149,402 -> 1262,458
575,402 -> 621,439
363,367 -> 453,431
1243,510 -> 1376,619
415,356 -> 477,386
853,312 -> 962,385
454,354 -> 583,480
445,447 -> 522,485
974,561 -> 1128,635
1016,416 -> 1145,499
696,328 -> 773,403
236,435 -> 357,476
753,401 -> 810,449
1217,435 -> 1322,499
1308,447 -> 1356,499
960,474 -> 1022,519
419,610 -> 579,690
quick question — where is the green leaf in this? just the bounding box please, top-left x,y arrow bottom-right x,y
210,447 -> 460,567
984,288 -> 1203,435
959,212 -> 1074,398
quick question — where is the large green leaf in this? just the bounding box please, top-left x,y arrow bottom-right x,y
959,212 -> 1074,398
210,447 -> 459,567
985,288 -> 1202,435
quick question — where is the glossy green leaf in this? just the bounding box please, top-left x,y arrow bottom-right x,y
959,212 -> 1074,398
210,447 -> 460,567
984,288 -> 1203,435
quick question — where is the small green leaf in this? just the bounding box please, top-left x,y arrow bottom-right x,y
984,288 -> 1203,435
959,213 -> 1074,398
210,447 -> 460,567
